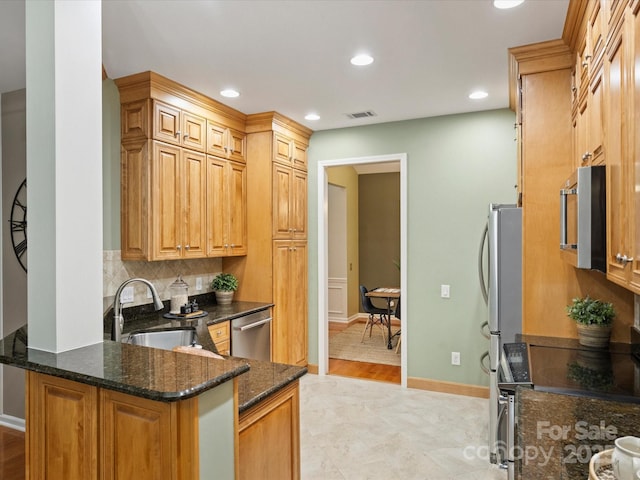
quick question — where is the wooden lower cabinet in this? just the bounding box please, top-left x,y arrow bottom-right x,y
272,241 -> 308,366
209,320 -> 231,355
238,380 -> 300,480
26,371 -> 198,480
26,372 -> 98,480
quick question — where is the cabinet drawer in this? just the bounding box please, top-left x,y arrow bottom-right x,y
208,321 -> 230,342
214,339 -> 230,356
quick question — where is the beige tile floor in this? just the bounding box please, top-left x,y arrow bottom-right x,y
300,374 -> 507,480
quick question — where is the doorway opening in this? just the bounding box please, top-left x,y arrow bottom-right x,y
317,153 -> 407,387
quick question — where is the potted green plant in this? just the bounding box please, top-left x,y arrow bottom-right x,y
566,296 -> 615,348
211,273 -> 238,305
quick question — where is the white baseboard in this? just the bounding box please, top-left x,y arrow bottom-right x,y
0,414 -> 25,431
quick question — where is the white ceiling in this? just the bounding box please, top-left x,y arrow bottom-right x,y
0,0 -> 569,132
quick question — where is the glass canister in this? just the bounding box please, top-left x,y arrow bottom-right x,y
169,275 -> 189,314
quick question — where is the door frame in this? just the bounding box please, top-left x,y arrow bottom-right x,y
317,153 -> 407,387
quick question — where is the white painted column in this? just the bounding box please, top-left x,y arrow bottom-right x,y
25,0 -> 103,352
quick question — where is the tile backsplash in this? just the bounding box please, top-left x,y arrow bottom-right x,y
103,250 -> 223,313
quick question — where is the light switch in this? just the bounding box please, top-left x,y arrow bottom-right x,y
120,286 -> 134,304
441,284 -> 450,298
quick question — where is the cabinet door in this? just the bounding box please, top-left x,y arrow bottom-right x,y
238,381 -> 300,480
207,121 -> 227,158
183,150 -> 207,258
152,142 -> 183,259
182,111 -> 206,152
153,101 -> 181,146
273,164 -> 293,238
227,161 -> 248,255
272,241 -> 292,364
27,372 -> 98,480
589,65 -> 604,164
227,128 -> 246,163
271,241 -> 307,366
292,141 -> 307,171
121,140 -> 149,260
605,22 -> 630,286
206,156 -> 227,256
274,132 -> 293,166
100,389 -> 174,480
630,5 -> 640,290
291,169 -> 307,239
289,241 -> 308,366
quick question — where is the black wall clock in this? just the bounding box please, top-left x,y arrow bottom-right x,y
9,179 -> 27,272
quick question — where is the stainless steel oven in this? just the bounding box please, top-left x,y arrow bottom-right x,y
230,309 -> 272,361
495,343 -> 532,480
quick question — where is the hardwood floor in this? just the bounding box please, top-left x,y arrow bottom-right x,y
328,320 -> 401,384
0,426 -> 24,480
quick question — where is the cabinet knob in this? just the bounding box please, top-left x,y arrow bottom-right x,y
230,244 -> 235,248
185,245 -> 190,250
184,133 -> 189,140
175,130 -> 181,138
616,253 -> 634,265
177,245 -> 182,250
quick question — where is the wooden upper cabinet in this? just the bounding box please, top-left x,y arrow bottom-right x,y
274,132 -> 307,171
207,121 -> 246,163
604,6 -> 640,291
272,164 -> 307,240
151,142 -> 206,260
116,71 -> 247,261
182,111 -> 207,152
206,156 -> 247,257
153,101 -> 206,152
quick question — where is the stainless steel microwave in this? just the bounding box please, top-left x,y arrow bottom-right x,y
559,165 -> 606,272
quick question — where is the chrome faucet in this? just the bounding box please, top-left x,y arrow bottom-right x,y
112,278 -> 164,341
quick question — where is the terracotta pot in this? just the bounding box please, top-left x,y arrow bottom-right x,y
576,323 -> 612,349
215,290 -> 234,305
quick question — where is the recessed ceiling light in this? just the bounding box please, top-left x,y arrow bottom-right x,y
220,89 -> 240,98
305,113 -> 320,121
469,91 -> 489,100
493,0 -> 525,9
350,54 -> 374,66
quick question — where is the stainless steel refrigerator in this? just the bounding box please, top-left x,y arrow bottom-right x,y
478,203 -> 522,469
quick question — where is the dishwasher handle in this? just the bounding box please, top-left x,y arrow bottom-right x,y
233,317 -> 272,332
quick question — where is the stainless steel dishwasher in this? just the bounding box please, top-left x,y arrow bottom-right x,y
230,309 -> 272,361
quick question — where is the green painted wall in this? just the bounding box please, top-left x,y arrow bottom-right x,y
102,79 -> 120,250
308,109 -> 517,386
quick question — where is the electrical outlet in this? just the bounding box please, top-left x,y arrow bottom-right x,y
120,286 -> 135,304
441,284 -> 450,298
195,277 -> 203,291
451,351 -> 461,366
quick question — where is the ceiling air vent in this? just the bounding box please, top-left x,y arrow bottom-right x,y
345,110 -> 377,119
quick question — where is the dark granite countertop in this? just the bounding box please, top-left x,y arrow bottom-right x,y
518,334 -> 640,404
235,357 -> 307,414
0,299 -> 306,410
0,325 -> 249,401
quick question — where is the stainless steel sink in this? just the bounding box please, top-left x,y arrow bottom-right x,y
125,326 -> 198,351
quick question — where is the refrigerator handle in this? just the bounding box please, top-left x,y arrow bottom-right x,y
481,321 -> 490,340
480,351 -> 491,375
478,222 -> 489,304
